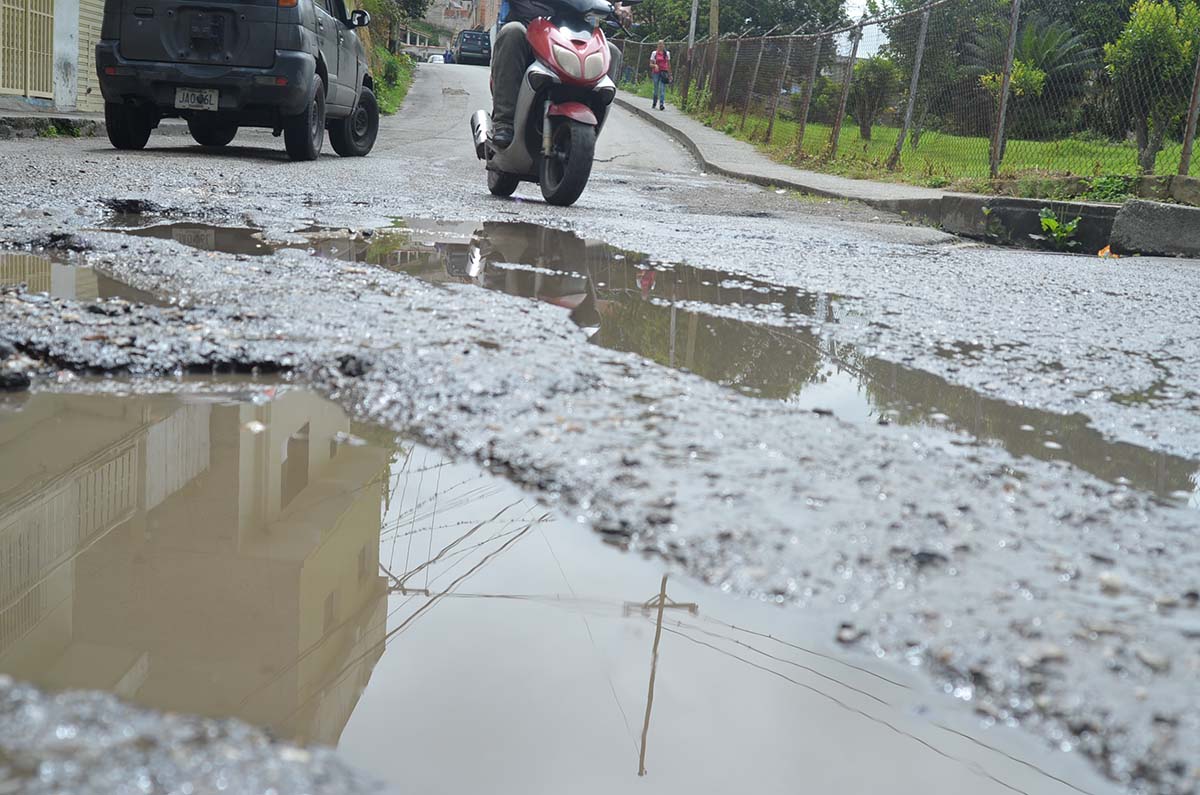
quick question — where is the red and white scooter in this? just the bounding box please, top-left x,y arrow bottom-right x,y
471,0 -> 631,206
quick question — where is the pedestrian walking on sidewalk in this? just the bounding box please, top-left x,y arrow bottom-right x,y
650,41 -> 671,111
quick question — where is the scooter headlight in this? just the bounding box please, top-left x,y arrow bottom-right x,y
552,44 -> 583,79
583,51 -> 606,80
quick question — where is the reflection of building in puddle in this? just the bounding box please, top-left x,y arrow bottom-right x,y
0,390 -> 389,745
0,393 -> 1126,793
0,252 -> 162,306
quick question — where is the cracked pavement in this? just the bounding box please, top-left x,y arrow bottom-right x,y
2,63 -> 1200,794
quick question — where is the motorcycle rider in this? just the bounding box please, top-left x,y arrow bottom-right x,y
490,0 -> 624,149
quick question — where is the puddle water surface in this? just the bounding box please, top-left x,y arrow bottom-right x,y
0,250 -> 165,306
0,387 -> 1120,795
102,219 -> 1200,505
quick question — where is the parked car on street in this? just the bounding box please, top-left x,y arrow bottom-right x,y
427,54 -> 445,64
452,29 -> 491,66
95,0 -> 380,160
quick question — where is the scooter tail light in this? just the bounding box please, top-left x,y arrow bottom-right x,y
552,44 -> 583,79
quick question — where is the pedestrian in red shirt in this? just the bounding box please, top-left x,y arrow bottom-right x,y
649,41 -> 671,110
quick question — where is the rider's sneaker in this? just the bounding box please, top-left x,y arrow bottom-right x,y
491,124 -> 515,149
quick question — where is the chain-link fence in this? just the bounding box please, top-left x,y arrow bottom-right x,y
613,0 -> 1200,192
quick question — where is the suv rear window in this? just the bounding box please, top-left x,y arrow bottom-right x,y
460,32 -> 488,42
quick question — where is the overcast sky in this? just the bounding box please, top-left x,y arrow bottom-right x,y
846,0 -> 869,18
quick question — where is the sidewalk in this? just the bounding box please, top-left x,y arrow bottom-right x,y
613,96 -> 944,215
615,95 -> 1200,258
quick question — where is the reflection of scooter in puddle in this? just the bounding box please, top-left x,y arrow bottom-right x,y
449,223 -> 603,338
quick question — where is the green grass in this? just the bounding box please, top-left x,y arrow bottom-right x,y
620,78 -> 1199,194
373,47 -> 415,116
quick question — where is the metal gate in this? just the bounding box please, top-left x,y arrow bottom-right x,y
0,0 -> 54,99
77,0 -> 103,110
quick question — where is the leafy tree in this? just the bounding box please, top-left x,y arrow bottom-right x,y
1104,0 -> 1200,172
360,0 -> 436,52
847,56 -> 901,139
1023,0 -> 1129,46
872,0 -> 1000,145
631,0 -> 846,41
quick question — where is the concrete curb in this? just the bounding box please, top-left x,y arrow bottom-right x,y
0,114 -> 189,141
1111,200 -> 1200,258
614,96 -> 1151,257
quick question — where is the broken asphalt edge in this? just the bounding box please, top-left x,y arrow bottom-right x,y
614,96 -> 1200,260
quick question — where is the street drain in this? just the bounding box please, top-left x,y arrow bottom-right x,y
0,249 -> 166,307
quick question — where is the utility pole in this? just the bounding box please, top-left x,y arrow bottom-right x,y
681,0 -> 701,105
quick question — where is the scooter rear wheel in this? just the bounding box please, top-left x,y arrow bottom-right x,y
488,169 -> 521,197
539,119 -> 595,207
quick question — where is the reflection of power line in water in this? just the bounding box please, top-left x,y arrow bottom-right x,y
658,620 -> 1096,795
238,453 -> 540,718
272,517 -> 542,730
539,526 -> 641,759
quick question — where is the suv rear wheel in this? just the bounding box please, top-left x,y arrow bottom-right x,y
188,117 -> 238,147
329,87 -> 379,157
283,75 -> 326,161
105,102 -> 153,150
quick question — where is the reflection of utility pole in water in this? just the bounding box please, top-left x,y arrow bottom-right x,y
625,575 -> 699,777
669,281 -> 677,370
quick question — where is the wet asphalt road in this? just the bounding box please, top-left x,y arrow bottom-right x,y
2,63 -> 1200,793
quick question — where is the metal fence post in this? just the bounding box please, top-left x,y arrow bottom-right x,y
828,23 -> 863,160
1179,46 -> 1200,177
740,38 -> 768,131
765,37 -> 795,144
794,36 -> 822,158
719,37 -> 742,119
708,37 -> 724,105
887,8 -> 930,171
989,0 -> 1022,179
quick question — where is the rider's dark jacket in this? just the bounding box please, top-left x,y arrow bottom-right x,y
505,0 -> 556,24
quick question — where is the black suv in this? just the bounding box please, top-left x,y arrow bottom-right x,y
453,29 -> 490,66
96,0 -> 379,160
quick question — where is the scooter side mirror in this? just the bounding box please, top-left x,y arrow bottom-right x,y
349,9 -> 370,27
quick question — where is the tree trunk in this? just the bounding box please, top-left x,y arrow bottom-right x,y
1134,116 -> 1150,171
859,118 -> 872,141
910,102 -> 930,150
1138,113 -> 1169,174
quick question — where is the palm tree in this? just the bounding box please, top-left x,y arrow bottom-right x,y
964,14 -> 1100,140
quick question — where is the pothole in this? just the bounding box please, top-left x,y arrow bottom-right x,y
94,218 -> 1200,505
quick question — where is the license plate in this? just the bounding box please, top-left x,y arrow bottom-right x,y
172,226 -> 215,250
175,87 -> 218,111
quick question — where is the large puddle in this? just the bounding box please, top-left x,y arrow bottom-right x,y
106,218 -> 1200,506
0,386 -> 1119,794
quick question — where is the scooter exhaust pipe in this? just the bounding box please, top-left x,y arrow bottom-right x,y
470,110 -> 491,160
